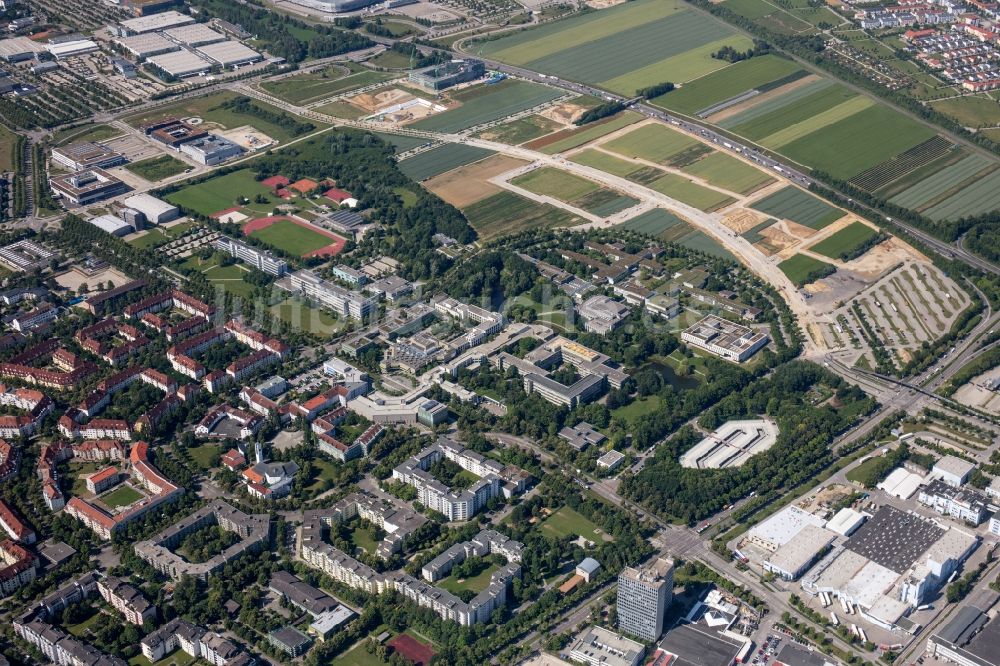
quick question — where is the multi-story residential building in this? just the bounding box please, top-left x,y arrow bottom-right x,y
140,617 -> 255,665
617,557 -> 675,642
214,236 -> 287,276
0,539 -> 36,596
392,443 -> 502,521
287,269 -> 376,320
98,576 -> 156,625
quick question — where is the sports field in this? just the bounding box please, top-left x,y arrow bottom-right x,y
398,144 -> 495,181
646,173 -> 735,211
166,169 -> 280,217
603,124 -> 697,164
412,80 -> 562,133
749,186 -> 843,229
246,217 -> 345,257
462,191 -> 584,240
477,0 -> 749,95
809,222 -> 880,259
778,254 -> 834,286
682,152 -> 774,194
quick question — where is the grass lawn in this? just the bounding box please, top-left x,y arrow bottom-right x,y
305,457 -> 339,493
52,123 -> 123,147
272,297 -> 342,335
611,395 -> 663,427
128,649 -> 199,666
778,253 -> 834,286
438,563 -> 501,595
123,91 -> 327,143
166,169 -> 279,217
930,94 -> 1000,128
808,221 -> 879,259
66,609 -> 103,638
0,123 -> 19,172
249,219 -> 334,256
188,444 -> 221,470
539,506 -> 608,542
845,456 -> 885,485
101,485 -> 144,508
511,167 -> 599,200
129,229 -> 169,250
330,644 -> 389,666
124,154 -> 190,182
370,49 -> 412,69
350,525 -> 379,554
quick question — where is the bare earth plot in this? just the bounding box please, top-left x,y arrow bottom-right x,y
423,154 -> 530,208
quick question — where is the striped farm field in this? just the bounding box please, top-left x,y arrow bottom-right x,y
808,221 -> 880,259
412,80 -> 562,133
511,167 -> 599,201
889,154 -> 994,210
570,149 -> 642,177
681,152 -> 775,194
620,208 -> 734,259
757,96 -> 874,149
622,208 -> 687,236
750,186 -> 843,229
645,173 -> 735,211
729,85 -> 856,140
398,144 -> 494,181
778,105 -> 937,180
923,169 -> 1000,221
463,191 -> 584,240
649,55 -> 803,115
478,0 -> 744,95
529,111 -> 641,154
716,78 -> 835,129
603,124 -> 697,164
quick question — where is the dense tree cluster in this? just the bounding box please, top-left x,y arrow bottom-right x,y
575,102 -> 626,126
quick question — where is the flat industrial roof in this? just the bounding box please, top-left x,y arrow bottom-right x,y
845,505 -> 944,573
147,49 -> 211,76
0,36 -> 46,58
659,623 -> 744,666
163,23 -> 226,46
195,40 -> 261,66
115,33 -> 178,56
120,10 -> 195,33
774,642 -> 833,666
748,505 -> 826,550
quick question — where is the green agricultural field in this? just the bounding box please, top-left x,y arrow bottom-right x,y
718,78 -> 834,129
757,96 -> 874,149
570,149 -> 641,177
540,506 -> 609,541
889,154 -> 994,209
480,0 -> 742,95
809,221 -> 880,259
250,220 -> 334,256
314,100 -> 366,120
123,91 -> 326,143
476,114 -> 562,144
511,167 -> 598,200
779,105 -> 938,180
750,186 -> 843,229
575,190 -> 640,216
923,169 -> 1000,221
101,485 -> 144,508
412,80 -> 562,133
778,253 -> 834,286
166,169 -> 279,216
260,66 -> 396,105
729,85 -> 857,140
930,95 -> 1000,128
650,55 -> 803,115
373,132 -> 429,153
603,124 -> 697,163
463,191 -> 583,240
682,152 -> 774,194
398,143 -> 494,181
645,173 -> 735,211
534,111 -> 640,154
124,154 -> 190,181
622,208 -> 687,236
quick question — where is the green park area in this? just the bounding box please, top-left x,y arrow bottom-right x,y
166,169 -> 280,217
125,155 -> 191,182
539,506 -> 608,542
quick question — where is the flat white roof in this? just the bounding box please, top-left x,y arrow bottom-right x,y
90,215 -> 131,235
934,456 -> 975,479
123,193 -> 178,218
163,24 -> 226,46
47,40 -> 98,58
748,505 -> 825,550
877,467 -> 925,499
148,49 -> 211,76
114,33 -> 178,56
0,36 -> 47,58
826,508 -> 867,536
766,525 -> 835,576
120,10 -> 195,33
195,40 -> 261,66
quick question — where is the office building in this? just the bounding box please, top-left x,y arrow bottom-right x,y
51,143 -> 126,171
681,315 -> 769,362
49,169 -> 128,205
617,557 -> 674,642
214,236 -> 287,276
